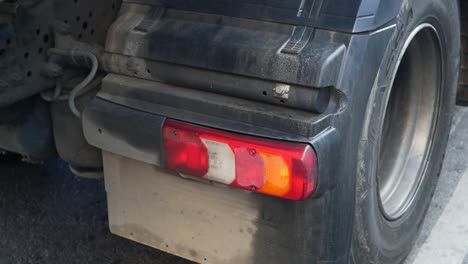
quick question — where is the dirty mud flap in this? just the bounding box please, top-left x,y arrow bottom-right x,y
103,151 -> 324,264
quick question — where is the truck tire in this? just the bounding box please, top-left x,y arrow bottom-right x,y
351,0 -> 459,263
459,0 -> 468,104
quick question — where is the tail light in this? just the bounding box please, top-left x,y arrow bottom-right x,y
163,120 -> 317,200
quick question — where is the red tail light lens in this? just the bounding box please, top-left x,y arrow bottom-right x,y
163,120 -> 317,200
164,126 -> 209,177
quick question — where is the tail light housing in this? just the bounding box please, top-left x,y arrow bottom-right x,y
163,120 -> 317,200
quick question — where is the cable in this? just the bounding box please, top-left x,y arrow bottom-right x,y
41,76 -> 102,102
48,48 -> 99,118
40,80 -> 63,102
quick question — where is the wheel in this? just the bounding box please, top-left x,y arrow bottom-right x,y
351,0 -> 460,263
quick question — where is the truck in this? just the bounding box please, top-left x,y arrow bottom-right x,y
0,0 -> 464,263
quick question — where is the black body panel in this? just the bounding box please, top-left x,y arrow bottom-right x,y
107,3 -> 347,90
124,0 -> 402,33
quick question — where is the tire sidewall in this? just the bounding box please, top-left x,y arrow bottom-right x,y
352,0 -> 459,262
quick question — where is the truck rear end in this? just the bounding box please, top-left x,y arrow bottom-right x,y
84,1 -> 348,262
0,0 -> 463,263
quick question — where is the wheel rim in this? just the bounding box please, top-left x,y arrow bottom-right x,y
377,24 -> 442,220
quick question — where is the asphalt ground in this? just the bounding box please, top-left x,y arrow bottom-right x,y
1,107 -> 468,264
406,106 -> 468,264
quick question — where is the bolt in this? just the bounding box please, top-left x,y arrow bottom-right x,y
273,84 -> 290,99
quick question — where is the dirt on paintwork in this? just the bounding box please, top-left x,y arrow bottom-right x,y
0,155 -> 192,264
